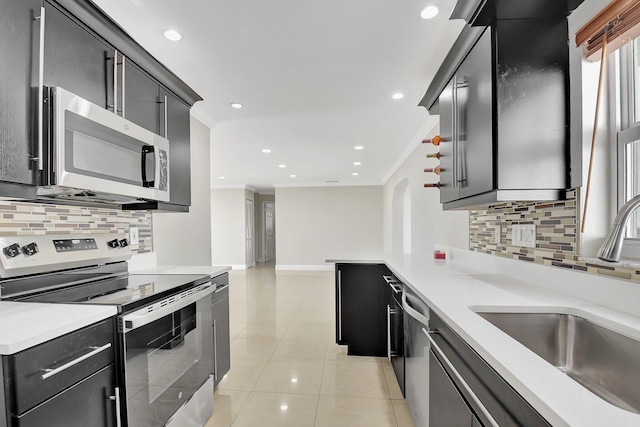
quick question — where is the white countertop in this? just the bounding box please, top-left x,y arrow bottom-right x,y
327,250 -> 640,427
0,302 -> 117,355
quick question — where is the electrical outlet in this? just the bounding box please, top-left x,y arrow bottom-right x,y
129,227 -> 139,245
494,225 -> 501,244
512,224 -> 536,248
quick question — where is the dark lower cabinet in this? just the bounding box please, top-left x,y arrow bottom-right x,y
212,283 -> 231,387
1,318 -> 118,427
428,310 -> 550,427
335,263 -> 387,356
15,365 -> 116,427
429,351 -> 478,427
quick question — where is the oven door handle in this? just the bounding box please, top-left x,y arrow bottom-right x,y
121,283 -> 215,332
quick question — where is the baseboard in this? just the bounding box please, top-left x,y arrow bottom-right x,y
230,265 -> 248,270
275,264 -> 334,271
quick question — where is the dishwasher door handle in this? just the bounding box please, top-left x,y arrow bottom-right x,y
402,291 -> 429,327
424,329 -> 499,427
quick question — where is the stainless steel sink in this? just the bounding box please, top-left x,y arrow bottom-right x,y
476,311 -> 640,414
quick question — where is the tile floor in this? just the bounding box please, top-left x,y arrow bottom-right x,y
205,262 -> 414,427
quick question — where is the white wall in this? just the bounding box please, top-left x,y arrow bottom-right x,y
275,186 -> 383,269
152,116 -> 212,265
383,129 -> 469,256
211,188 -> 248,268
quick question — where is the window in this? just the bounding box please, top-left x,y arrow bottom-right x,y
618,36 -> 640,238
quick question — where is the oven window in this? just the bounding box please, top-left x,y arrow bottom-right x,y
124,298 -> 213,427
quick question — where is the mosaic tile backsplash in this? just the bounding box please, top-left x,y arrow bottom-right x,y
469,189 -> 640,282
0,201 -> 152,254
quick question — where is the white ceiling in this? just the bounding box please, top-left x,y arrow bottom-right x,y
91,0 -> 465,192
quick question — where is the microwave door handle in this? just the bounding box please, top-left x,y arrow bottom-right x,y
141,145 -> 155,188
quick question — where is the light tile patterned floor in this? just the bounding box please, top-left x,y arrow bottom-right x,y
205,262 -> 413,427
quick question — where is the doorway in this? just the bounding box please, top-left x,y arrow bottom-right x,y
263,201 -> 275,262
245,199 -> 255,268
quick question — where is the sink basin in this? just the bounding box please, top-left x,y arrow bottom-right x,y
476,311 -> 640,414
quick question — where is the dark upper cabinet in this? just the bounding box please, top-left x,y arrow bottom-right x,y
423,12 -> 574,209
0,0 -> 42,192
124,61 -> 162,134
43,1 -> 111,109
0,0 -> 201,209
438,28 -> 493,204
160,87 -> 191,207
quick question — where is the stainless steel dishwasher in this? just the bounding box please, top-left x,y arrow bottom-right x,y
402,285 -> 430,427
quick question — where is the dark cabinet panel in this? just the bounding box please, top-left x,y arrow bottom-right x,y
0,0 -> 41,186
14,365 -> 116,427
212,288 -> 231,387
160,87 -> 191,207
336,263 -> 386,356
429,350 -> 476,427
43,1 -> 111,108
124,62 -> 161,134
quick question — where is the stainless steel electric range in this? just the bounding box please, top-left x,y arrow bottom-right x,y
0,234 -> 219,427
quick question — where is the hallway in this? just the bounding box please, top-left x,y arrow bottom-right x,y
205,262 -> 413,427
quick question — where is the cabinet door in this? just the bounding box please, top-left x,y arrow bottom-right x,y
212,294 -> 231,386
124,61 -> 161,133
429,349 -> 475,427
0,0 -> 41,187
457,28 -> 493,199
43,1 -> 111,108
159,88 -> 191,206
438,78 -> 459,203
14,364 -> 117,427
336,264 -> 386,356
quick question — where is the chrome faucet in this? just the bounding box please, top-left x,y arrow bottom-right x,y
597,194 -> 640,262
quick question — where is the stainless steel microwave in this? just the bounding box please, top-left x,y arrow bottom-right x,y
37,87 -> 170,204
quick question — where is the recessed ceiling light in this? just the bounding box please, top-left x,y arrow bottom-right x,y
280,405 -> 288,411
392,92 -> 404,100
163,29 -> 182,41
218,176 -> 225,180
420,5 -> 440,19
278,164 -> 286,168
352,172 -> 359,176
230,102 -> 243,109
354,145 -> 364,150
353,161 -> 362,166
291,378 -> 298,382
289,174 -> 297,178
262,148 -> 271,153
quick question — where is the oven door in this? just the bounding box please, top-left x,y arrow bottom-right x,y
120,284 -> 214,427
49,86 -> 170,202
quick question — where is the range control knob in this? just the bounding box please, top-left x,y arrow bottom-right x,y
22,242 -> 39,256
107,239 -> 121,248
119,238 -> 129,248
3,243 -> 21,258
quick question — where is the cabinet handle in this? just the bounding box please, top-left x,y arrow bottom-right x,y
109,386 -> 122,427
402,291 -> 429,327
113,49 -> 118,115
387,305 -> 392,361
337,270 -> 342,341
121,55 -> 126,118
164,95 -> 168,138
214,284 -> 230,293
452,75 -> 459,189
424,329 -> 499,427
41,343 -> 112,380
35,7 -> 46,171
